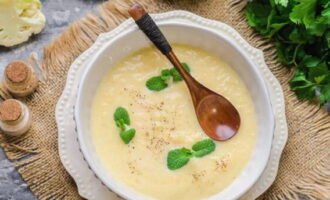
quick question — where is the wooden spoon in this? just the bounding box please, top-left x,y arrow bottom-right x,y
128,4 -> 241,141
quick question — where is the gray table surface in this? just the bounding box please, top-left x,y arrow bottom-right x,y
0,1 -> 101,199
0,1 -> 328,200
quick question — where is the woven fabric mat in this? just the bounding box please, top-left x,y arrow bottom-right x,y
0,0 -> 329,199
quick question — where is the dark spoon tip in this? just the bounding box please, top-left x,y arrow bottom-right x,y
128,4 -> 146,21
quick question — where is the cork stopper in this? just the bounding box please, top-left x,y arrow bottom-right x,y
0,99 -> 22,121
5,61 -> 29,83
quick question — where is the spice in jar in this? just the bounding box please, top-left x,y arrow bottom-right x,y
3,61 -> 39,97
0,99 -> 32,136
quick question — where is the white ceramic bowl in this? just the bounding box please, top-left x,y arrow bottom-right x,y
75,12 -> 275,200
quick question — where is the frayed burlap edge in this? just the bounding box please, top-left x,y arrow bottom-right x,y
0,0 -> 329,199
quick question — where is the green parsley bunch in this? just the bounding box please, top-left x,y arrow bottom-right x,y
245,0 -> 330,105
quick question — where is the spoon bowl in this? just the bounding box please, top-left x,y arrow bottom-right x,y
129,4 -> 241,141
196,94 -> 240,140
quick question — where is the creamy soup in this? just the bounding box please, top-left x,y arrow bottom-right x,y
91,44 -> 256,200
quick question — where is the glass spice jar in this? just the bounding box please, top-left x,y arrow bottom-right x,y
0,99 -> 32,136
3,61 -> 39,97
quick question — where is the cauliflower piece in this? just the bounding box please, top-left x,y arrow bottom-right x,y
0,0 -> 46,47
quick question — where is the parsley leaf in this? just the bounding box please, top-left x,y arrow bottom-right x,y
289,0 -> 317,28
192,139 -> 216,157
308,16 -> 329,36
275,0 -> 288,7
299,55 -> 321,68
326,31 -> 330,48
308,62 -> 329,84
322,7 -> 330,18
120,128 -> 136,144
290,71 -> 317,100
146,76 -> 168,91
167,148 -> 193,170
114,107 -> 130,127
245,0 -> 330,105
245,2 -> 271,31
320,84 -> 330,105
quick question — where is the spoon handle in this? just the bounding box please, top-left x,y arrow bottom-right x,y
128,5 -> 196,85
129,5 -> 171,54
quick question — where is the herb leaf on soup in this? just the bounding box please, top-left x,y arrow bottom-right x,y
170,62 -> 191,82
192,139 -> 216,157
167,139 -> 217,170
120,128 -> 136,144
114,107 -> 130,127
167,148 -> 193,170
161,69 -> 172,81
145,62 -> 191,91
146,76 -> 168,91
113,107 -> 135,144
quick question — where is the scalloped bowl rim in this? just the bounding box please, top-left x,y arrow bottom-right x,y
75,11 -> 275,200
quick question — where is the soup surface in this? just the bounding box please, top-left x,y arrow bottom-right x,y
91,44 -> 256,200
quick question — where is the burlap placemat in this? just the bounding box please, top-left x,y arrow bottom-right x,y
0,0 -> 329,199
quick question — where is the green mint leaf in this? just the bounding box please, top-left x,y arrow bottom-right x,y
170,63 -> 191,82
114,107 -> 130,127
161,75 -> 171,81
146,63 -> 191,91
146,76 -> 168,91
161,69 -> 171,76
120,128 -> 136,144
181,63 -> 191,72
160,69 -> 172,80
115,119 -> 125,129
170,68 -> 182,82
167,148 -> 193,170
192,139 -> 216,158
